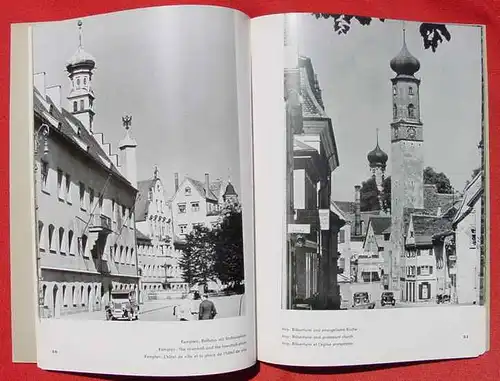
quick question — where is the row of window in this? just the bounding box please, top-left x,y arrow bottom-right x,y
177,201 -> 200,213
42,283 -> 100,309
393,85 -> 415,96
406,265 -> 434,276
141,263 -> 181,278
393,103 -> 416,119
38,220 -> 136,265
41,164 -> 133,230
177,221 -> 218,235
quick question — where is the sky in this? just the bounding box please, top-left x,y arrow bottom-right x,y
32,6 -> 241,199
297,15 -> 483,202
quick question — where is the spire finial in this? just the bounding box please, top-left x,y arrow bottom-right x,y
227,167 -> 231,182
122,115 -> 132,131
154,165 -> 159,179
402,20 -> 406,45
376,128 -> 379,146
77,19 -> 84,49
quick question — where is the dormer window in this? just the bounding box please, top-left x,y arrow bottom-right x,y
185,187 -> 191,196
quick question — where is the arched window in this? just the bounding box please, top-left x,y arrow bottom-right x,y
408,104 -> 415,119
59,227 -> 66,254
48,224 -> 56,252
73,101 -> 78,112
68,230 -> 74,255
114,244 -> 118,262
80,100 -> 84,111
393,104 -> 397,118
408,86 -> 414,95
62,285 -> 67,307
83,77 -> 87,85
130,249 -> 134,265
71,286 -> 76,306
81,285 -> 85,306
38,221 -> 45,252
76,78 -> 80,88
80,235 -> 88,257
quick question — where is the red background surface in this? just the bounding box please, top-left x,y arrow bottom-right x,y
1,0 -> 499,380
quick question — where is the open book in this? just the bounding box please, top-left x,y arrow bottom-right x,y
9,4 -> 489,377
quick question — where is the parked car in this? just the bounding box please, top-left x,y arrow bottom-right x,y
436,294 -> 451,304
381,291 -> 396,307
352,292 -> 375,309
105,290 -> 139,321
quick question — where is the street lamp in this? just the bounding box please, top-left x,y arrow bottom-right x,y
34,123 -> 50,318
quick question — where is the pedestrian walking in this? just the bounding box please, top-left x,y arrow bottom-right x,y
198,294 -> 217,320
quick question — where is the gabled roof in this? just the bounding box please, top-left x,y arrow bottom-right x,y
33,87 -> 133,189
453,172 -> 483,227
184,177 -> 220,202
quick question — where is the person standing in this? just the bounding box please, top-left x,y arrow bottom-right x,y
198,294 -> 217,320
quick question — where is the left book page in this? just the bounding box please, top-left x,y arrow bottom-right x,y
10,4 -> 256,377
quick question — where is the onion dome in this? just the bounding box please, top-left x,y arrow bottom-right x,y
367,129 -> 388,168
66,20 -> 95,71
390,30 -> 420,76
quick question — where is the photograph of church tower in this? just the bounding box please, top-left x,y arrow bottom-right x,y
283,13 -> 486,310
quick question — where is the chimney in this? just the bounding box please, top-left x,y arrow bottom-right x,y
205,173 -> 210,196
354,185 -> 361,236
34,72 -> 46,97
174,173 -> 179,192
46,85 -> 62,112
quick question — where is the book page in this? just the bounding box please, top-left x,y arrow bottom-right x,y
251,13 -> 488,367
22,5 -> 256,376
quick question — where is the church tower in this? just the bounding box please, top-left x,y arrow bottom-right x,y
367,128 -> 388,210
389,26 -> 424,291
66,20 -> 96,132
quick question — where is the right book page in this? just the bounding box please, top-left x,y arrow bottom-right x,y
251,12 -> 489,367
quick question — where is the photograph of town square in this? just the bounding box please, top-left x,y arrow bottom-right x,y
283,14 -> 486,310
33,7 -> 245,322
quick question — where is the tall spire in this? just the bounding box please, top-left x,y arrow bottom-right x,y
390,21 -> 420,76
402,20 -> 406,45
376,128 -> 379,146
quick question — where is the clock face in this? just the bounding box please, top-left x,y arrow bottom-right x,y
408,127 -> 416,139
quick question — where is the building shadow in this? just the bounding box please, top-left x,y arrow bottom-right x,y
55,362 -> 259,380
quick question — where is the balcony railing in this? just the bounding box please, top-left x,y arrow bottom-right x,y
89,214 -> 112,234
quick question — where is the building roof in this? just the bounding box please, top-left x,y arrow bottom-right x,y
185,177 -> 220,202
298,56 -> 327,118
453,172 -> 483,227
390,34 -> 421,76
135,228 -> 151,243
135,179 -> 155,222
33,87 -> 133,189
423,184 -> 458,214
410,215 -> 453,246
369,216 -> 392,235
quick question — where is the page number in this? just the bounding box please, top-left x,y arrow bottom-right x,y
462,334 -> 469,340
51,349 -> 59,354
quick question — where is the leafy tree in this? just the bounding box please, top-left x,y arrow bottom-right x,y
212,201 -> 244,289
178,225 -> 216,287
179,200 -> 244,291
423,166 -> 453,194
312,14 -> 451,52
360,176 -> 391,212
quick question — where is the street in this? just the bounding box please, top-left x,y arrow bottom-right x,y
58,294 -> 245,321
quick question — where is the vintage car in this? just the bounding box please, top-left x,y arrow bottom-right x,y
105,290 -> 139,321
352,292 -> 375,309
380,291 -> 396,307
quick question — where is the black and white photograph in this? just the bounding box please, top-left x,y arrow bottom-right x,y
33,6 -> 246,322
283,14 -> 486,310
